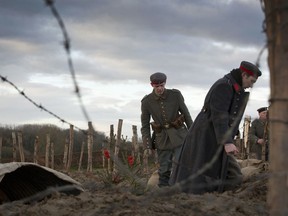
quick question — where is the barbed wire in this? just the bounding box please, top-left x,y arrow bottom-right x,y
1,0 -> 96,135
0,0 -> 270,198
255,0 -> 268,68
0,75 -> 86,134
44,0 -> 91,123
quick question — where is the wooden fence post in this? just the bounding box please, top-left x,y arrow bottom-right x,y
143,149 -> 149,174
102,140 -> 106,168
108,124 -> 114,172
66,125 -> 74,171
0,136 -> 2,163
87,122 -> 93,172
132,125 -> 140,164
113,119 -> 123,174
243,115 -> 251,159
17,131 -> 25,162
63,137 -> 69,169
12,132 -> 17,162
34,136 -> 39,164
78,140 -> 85,171
45,133 -> 50,167
17,131 -> 24,162
51,142 -> 54,169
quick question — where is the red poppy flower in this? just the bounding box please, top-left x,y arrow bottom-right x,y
103,149 -> 110,159
127,155 -> 134,167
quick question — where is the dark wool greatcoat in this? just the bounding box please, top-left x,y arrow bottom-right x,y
141,89 -> 193,150
170,73 -> 249,194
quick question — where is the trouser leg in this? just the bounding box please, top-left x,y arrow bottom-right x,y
157,149 -> 173,187
256,145 -> 262,160
169,145 -> 182,180
172,145 -> 182,167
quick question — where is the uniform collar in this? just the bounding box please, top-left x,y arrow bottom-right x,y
153,89 -> 167,100
225,73 -> 243,93
259,118 -> 267,124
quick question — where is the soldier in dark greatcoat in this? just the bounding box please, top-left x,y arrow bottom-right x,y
249,107 -> 269,160
141,72 -> 193,187
170,61 -> 262,194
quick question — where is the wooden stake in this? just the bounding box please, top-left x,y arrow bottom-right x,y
34,136 -> 39,164
78,140 -> 85,171
113,119 -> 123,174
45,133 -> 50,167
12,132 -> 17,162
87,122 -> 93,172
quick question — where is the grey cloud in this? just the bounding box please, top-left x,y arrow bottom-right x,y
54,0 -> 265,45
0,0 -> 269,136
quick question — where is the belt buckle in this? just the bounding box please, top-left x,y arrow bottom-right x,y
163,124 -> 170,129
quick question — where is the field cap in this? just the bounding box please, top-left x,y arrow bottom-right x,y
257,107 -> 268,113
240,61 -> 262,77
150,72 -> 167,84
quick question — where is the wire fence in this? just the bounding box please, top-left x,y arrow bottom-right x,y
1,0 -> 92,134
0,0 -> 269,202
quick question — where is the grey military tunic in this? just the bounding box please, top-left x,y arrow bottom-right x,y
141,89 -> 193,150
249,118 -> 267,160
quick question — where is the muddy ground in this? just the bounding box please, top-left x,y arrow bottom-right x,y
0,162 -> 269,216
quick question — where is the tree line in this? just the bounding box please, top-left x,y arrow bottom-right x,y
0,124 -> 106,161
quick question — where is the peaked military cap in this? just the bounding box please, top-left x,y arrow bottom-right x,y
257,107 -> 268,113
240,61 -> 262,77
150,72 -> 167,84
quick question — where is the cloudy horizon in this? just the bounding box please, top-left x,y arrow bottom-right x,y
0,0 -> 270,140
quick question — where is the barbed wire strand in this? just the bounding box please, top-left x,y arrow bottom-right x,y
0,69 -> 253,203
44,0 -> 91,123
0,0 -> 272,205
1,1 -> 94,135
255,0 -> 268,68
0,75 -> 87,134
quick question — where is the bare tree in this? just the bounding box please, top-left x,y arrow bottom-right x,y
262,1 -> 288,215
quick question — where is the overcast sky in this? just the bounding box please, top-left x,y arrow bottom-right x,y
0,0 -> 270,140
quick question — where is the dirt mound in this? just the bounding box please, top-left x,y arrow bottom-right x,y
0,161 -> 269,216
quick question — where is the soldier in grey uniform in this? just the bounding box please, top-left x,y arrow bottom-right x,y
170,61 -> 262,194
141,72 -> 193,187
249,107 -> 269,160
